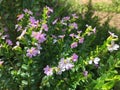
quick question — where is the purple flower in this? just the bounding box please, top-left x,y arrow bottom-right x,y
83,71 -> 88,77
4,27 -> 8,32
34,43 -> 42,50
6,39 -> 13,46
46,6 -> 53,16
23,9 -> 29,13
69,33 -> 75,38
71,42 -> 78,48
46,6 -> 53,13
69,22 -> 78,29
72,14 -> 78,19
17,14 -> 24,21
77,30 -> 82,34
29,16 -> 39,28
15,24 -> 22,31
43,65 -> 53,76
79,37 -> 84,44
42,24 -> 48,31
57,58 -> 74,74
32,31 -> 46,43
23,9 -> 33,15
63,16 -> 70,21
26,47 -> 40,58
72,53 -> 78,62
52,18 -> 58,25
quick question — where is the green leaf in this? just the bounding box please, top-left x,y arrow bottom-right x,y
22,80 -> 28,86
102,81 -> 115,90
21,64 -> 28,70
113,75 -> 120,80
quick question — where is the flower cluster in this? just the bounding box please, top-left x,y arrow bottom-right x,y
29,16 -> 39,28
70,31 -> 84,48
57,58 -> 74,75
15,7 -> 53,58
43,53 -> 78,76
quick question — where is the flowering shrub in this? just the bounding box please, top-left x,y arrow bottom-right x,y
0,6 -> 120,90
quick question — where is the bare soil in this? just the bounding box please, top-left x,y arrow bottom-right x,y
94,11 -> 120,29
80,0 -> 120,29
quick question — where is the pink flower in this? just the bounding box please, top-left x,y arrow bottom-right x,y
69,33 -> 75,37
57,58 -> 74,74
6,39 -> 13,46
63,16 -> 70,21
77,30 -> 82,34
23,9 -> 33,15
44,65 -> 53,76
17,14 -> 24,21
32,31 -> 46,43
4,27 -> 8,32
71,42 -> 78,48
46,6 -> 53,16
83,71 -> 88,77
69,22 -> 78,29
52,18 -> 58,25
72,14 -> 78,19
26,47 -> 40,58
29,16 -> 39,28
72,53 -> 78,62
46,6 -> 53,13
15,25 -> 22,31
79,37 -> 84,44
42,24 -> 48,31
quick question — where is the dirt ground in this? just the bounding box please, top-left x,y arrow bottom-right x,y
79,0 -> 120,29
94,11 -> 120,29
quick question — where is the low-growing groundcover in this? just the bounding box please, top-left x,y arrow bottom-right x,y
0,6 -> 120,90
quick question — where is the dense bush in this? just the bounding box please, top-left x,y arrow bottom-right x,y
0,5 -> 120,90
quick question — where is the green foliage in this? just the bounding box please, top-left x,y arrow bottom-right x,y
0,0 -> 120,90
